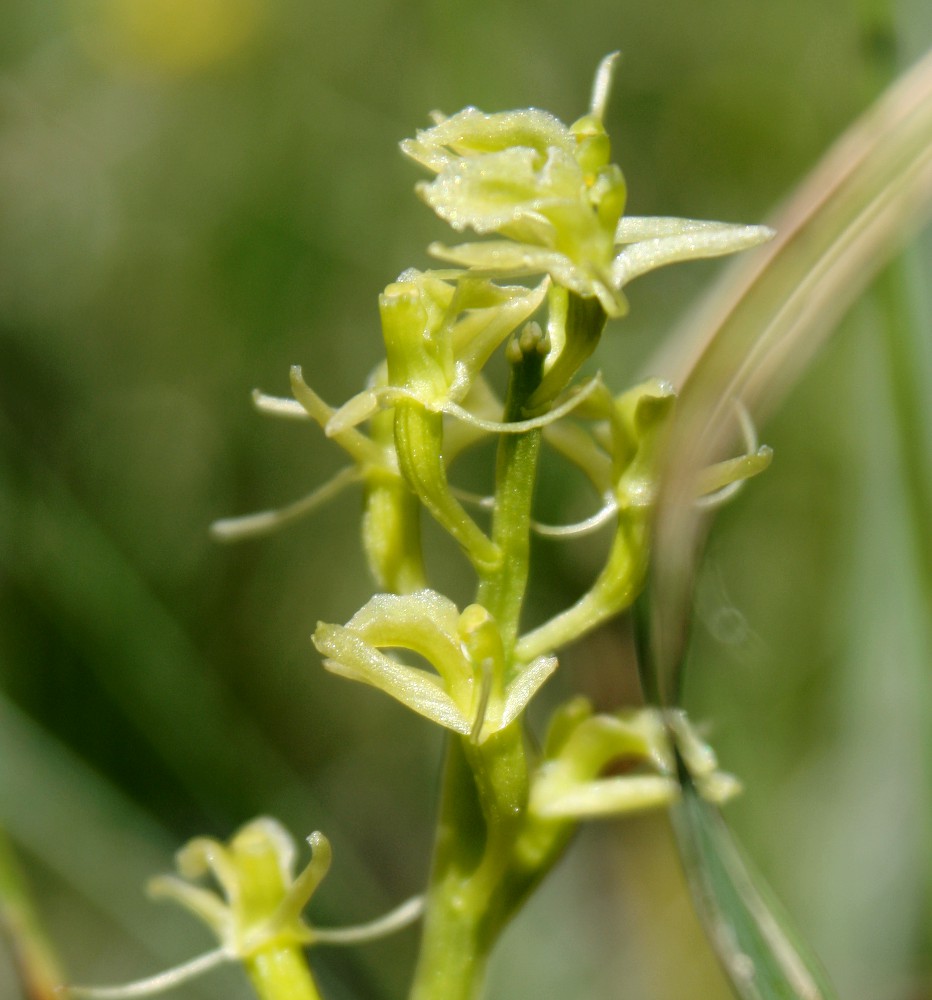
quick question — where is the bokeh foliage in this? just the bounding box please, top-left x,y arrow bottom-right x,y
0,1 -> 929,998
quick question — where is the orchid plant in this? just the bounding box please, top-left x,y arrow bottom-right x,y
70,54 -> 781,1000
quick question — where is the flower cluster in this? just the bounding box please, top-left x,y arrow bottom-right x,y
208,52 -> 773,789
530,699 -> 740,822
74,55 -> 781,1000
214,51 -> 770,595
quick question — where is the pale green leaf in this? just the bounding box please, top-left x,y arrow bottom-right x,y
671,754 -> 837,1000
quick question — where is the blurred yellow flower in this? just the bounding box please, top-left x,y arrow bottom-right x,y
74,0 -> 267,75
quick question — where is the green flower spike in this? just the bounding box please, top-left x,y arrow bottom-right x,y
67,818 -> 423,1000
402,53 -> 773,318
313,591 -> 557,742
529,698 -> 739,821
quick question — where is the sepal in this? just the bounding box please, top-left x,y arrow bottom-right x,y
611,217 -> 774,289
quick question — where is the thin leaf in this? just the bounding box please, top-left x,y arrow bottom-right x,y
0,828 -> 65,1000
670,750 -> 836,1000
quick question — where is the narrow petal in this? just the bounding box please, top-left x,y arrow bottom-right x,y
530,496 -> 617,538
589,51 -> 621,121
251,391 -> 309,420
325,387 -> 394,436
67,949 -> 230,999
209,466 -> 362,542
315,625 -> 471,734
500,655 -> 559,728
146,876 -> 230,937
532,775 -> 676,819
443,374 -> 604,434
262,831 -> 331,934
694,446 -> 773,509
611,224 -> 774,288
310,895 -> 425,945
290,366 -> 386,466
173,839 -> 240,902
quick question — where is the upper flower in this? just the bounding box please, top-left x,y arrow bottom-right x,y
402,103 -> 627,314
401,53 -> 773,318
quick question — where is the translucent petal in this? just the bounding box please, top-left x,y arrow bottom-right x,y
326,658 -> 471,735
500,655 -> 558,728
341,591 -> 469,687
315,625 -> 471,734
611,224 -> 774,288
533,775 -> 676,819
429,239 -> 568,276
417,148 -> 557,233
614,216 -> 769,243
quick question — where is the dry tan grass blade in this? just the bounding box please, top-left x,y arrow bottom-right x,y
643,48 -> 932,698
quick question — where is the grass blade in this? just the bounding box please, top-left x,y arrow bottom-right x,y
0,829 -> 65,1000
643,47 -> 932,703
670,751 -> 836,1000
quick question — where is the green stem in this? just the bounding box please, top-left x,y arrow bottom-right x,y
410,739 -> 491,1000
245,946 -> 324,1000
516,508 -> 648,661
0,829 -> 65,1000
411,300 -> 609,998
410,333 -> 547,1000
476,336 -> 547,655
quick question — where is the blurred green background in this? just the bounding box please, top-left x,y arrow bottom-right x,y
1,1 -> 930,998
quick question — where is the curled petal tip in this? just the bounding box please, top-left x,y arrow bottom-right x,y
590,52 -> 622,121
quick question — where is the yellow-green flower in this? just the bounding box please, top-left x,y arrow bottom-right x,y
67,819 -> 422,1000
529,699 -> 740,821
314,591 -> 557,742
402,54 -> 773,318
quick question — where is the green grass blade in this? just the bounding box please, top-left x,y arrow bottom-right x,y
0,828 -> 65,1000
670,751 -> 837,1000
